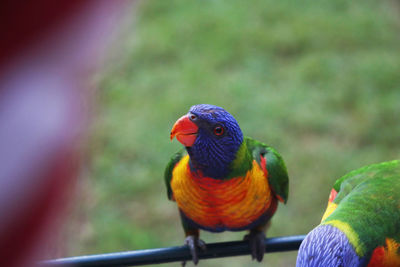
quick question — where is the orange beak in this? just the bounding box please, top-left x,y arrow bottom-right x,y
170,115 -> 199,147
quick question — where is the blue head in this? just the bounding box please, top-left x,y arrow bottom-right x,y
170,104 -> 243,178
296,225 -> 362,267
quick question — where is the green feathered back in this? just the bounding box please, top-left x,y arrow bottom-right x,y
323,160 -> 400,257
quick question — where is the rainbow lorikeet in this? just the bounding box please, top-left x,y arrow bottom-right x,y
165,104 -> 289,264
297,160 -> 400,267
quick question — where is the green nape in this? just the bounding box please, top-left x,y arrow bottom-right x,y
323,160 -> 400,257
227,140 -> 253,179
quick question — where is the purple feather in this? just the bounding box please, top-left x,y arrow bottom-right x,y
296,225 -> 362,267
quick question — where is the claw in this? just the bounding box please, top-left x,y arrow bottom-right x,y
182,235 -> 206,266
243,231 -> 266,262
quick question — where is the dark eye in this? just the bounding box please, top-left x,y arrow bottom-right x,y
213,126 -> 224,136
189,114 -> 197,121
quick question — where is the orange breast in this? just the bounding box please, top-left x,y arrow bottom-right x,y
170,155 -> 273,229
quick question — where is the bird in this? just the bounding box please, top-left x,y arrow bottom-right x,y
165,104 -> 289,265
296,160 -> 400,267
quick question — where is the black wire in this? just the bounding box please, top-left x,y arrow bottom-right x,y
41,235 -> 305,267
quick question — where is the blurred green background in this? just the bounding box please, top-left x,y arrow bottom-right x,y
66,0 -> 400,266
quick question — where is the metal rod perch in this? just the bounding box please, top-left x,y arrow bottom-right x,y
41,235 -> 305,266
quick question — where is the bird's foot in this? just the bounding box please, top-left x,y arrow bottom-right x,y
243,231 -> 266,262
182,235 -> 206,266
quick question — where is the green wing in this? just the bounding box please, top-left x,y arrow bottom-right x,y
164,148 -> 186,200
245,137 -> 289,204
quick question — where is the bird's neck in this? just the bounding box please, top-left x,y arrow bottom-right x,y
187,140 -> 252,179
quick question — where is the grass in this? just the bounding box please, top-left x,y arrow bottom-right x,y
66,0 -> 400,266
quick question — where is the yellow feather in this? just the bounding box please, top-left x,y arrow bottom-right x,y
321,202 -> 338,223
323,219 -> 365,257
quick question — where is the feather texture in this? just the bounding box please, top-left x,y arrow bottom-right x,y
165,104 -> 289,263
170,155 -> 275,231
297,160 -> 400,267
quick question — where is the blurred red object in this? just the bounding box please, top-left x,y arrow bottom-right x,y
0,1 -> 128,266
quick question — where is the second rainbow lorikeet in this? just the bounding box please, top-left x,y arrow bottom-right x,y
165,104 -> 289,265
296,160 -> 400,267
